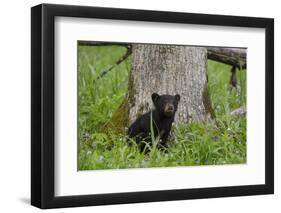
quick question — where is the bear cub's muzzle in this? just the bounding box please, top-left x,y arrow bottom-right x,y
164,103 -> 175,116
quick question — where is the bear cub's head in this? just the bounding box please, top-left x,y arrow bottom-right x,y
151,93 -> 181,117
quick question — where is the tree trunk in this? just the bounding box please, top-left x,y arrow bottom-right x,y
128,44 -> 214,126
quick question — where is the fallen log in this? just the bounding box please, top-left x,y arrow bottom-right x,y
207,47 -> 246,69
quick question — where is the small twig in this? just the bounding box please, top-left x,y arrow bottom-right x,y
78,41 -> 132,80
97,45 -> 132,80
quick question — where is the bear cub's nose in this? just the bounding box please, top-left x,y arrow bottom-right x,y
167,105 -> 174,111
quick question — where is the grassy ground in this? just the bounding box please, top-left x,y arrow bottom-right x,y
78,45 -> 246,170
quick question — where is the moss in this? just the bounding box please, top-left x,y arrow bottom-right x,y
99,97 -> 129,134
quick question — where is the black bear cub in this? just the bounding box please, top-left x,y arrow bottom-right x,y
128,93 -> 180,151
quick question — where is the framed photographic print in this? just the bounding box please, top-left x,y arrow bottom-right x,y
31,3 -> 274,209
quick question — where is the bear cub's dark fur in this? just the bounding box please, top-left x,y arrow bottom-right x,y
128,93 -> 180,151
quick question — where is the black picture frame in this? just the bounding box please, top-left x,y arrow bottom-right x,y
31,3 -> 274,209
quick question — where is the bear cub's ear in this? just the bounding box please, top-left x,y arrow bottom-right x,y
175,94 -> 181,102
152,93 -> 160,104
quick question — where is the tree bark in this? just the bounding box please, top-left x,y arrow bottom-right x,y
128,44 -> 214,126
207,47 -> 246,69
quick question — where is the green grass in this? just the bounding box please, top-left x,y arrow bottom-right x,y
78,45 -> 247,170
78,45 -> 130,136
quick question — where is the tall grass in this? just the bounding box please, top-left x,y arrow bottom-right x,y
78,45 -> 247,170
78,45 -> 130,140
